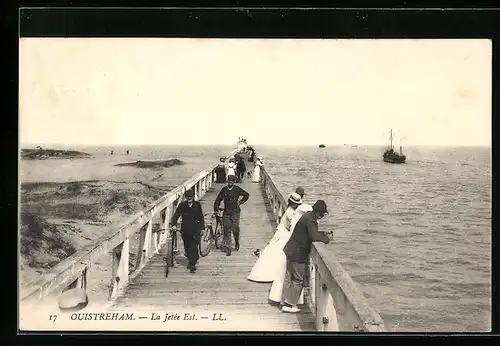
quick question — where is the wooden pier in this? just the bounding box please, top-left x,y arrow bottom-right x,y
108,177 -> 316,331
20,148 -> 385,332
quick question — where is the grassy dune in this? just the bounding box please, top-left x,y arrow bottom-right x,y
19,180 -> 168,294
21,148 -> 92,160
115,158 -> 184,169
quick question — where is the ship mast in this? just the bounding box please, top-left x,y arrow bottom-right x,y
389,129 -> 393,150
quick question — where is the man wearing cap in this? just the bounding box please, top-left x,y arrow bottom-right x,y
169,189 -> 205,273
281,200 -> 331,313
213,175 -> 250,256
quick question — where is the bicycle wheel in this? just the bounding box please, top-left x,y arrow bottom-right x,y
214,221 -> 224,250
165,230 -> 175,277
199,226 -> 213,257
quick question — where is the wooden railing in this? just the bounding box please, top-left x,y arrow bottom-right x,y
260,167 -> 386,332
20,149 -> 238,306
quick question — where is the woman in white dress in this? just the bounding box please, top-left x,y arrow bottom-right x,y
247,193 -> 303,283
252,157 -> 263,183
226,158 -> 236,179
268,188 -> 313,304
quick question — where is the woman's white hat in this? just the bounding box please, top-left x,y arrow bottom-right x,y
257,156 -> 263,160
288,192 -> 303,205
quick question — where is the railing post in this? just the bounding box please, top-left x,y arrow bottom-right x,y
316,282 -> 339,331
109,238 -> 129,300
277,202 -> 284,224
63,267 -> 87,295
146,220 -> 153,259
164,205 -> 173,267
308,261 -> 317,312
148,219 -> 155,258
159,207 -> 169,245
199,178 -> 203,198
135,220 -> 152,269
273,194 -> 278,219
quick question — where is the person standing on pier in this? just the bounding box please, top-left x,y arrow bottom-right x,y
252,157 -> 263,183
236,156 -> 247,183
247,192 -> 303,283
169,190 -> 205,273
293,187 -> 313,217
267,187 -> 312,303
213,175 -> 250,256
216,157 -> 227,183
281,200 -> 331,313
227,158 -> 237,180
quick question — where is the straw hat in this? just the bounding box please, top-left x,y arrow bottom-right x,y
288,192 -> 303,205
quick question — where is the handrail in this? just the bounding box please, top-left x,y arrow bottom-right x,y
20,148 -> 238,304
259,166 -> 385,332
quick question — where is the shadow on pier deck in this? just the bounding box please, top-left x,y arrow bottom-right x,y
109,179 -> 316,331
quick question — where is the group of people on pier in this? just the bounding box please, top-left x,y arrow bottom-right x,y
247,187 -> 331,314
215,154 -> 264,183
215,153 -> 263,184
169,149 -> 331,315
169,149 -> 259,271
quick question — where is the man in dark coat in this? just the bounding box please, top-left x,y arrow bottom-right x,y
169,190 -> 205,273
213,175 -> 250,256
236,157 -> 247,182
281,200 -> 331,313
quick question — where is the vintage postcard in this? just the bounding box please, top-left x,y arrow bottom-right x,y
19,34 -> 491,332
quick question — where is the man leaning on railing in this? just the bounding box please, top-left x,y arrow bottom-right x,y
281,200 -> 332,314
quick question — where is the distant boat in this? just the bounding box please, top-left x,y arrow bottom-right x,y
319,144 -> 326,148
382,129 -> 406,164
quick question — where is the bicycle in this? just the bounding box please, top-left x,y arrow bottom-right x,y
164,226 -> 181,278
198,211 -> 224,257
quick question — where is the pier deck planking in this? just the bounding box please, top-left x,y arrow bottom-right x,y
109,178 -> 315,331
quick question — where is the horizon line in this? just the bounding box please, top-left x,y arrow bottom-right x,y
19,142 -> 491,148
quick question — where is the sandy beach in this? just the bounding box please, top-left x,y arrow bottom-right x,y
19,147 -> 223,305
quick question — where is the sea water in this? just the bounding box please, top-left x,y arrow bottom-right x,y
257,145 -> 491,332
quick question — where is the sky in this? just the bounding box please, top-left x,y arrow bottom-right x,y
19,38 -> 491,147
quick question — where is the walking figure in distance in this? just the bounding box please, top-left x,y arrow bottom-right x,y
213,175 -> 250,256
281,200 -> 331,313
236,156 -> 247,183
169,190 -> 205,273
